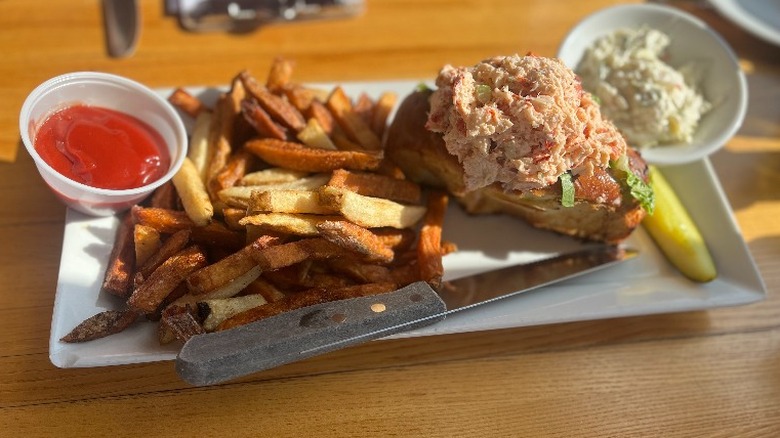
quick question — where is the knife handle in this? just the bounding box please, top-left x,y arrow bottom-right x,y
176,281 -> 446,386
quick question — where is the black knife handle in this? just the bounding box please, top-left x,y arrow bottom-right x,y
176,281 -> 446,386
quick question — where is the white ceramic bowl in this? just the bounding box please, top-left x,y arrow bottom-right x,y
19,72 -> 188,216
557,3 -> 748,165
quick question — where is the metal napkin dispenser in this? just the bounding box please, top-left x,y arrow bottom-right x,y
165,0 -> 364,32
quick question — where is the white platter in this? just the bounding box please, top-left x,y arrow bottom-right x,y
709,0 -> 780,47
49,80 -> 766,368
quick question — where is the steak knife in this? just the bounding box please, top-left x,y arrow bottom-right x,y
176,245 -> 637,386
102,0 -> 140,58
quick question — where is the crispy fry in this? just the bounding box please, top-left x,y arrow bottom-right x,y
241,71 -> 306,131
353,92 -> 374,124
133,206 -> 193,233
222,207 -> 246,230
206,78 -> 244,202
372,227 -> 417,252
200,294 -> 268,331
187,235 -> 280,296
168,88 -> 205,118
316,220 -> 394,264
297,118 -> 338,150
242,277 -> 287,302
128,245 -> 208,314
326,86 -> 383,151
172,157 -> 214,227
247,189 -> 334,215
101,212 -> 136,298
319,185 -> 426,229
135,229 -> 192,286
216,282 -> 397,331
188,111 -> 213,182
134,224 -> 162,267
265,57 -> 295,91
249,237 -> 343,271
148,180 -> 179,210
284,85 -> 320,112
371,92 -> 397,138
245,138 -> 382,173
239,212 -> 343,236
240,167 -> 311,186
211,148 -> 255,197
417,191 -> 448,289
158,304 -> 203,344
328,168 -> 422,204
220,173 -> 331,208
241,98 -> 288,140
60,309 -> 139,343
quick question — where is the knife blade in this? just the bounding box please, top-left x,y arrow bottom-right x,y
102,0 -> 140,58
176,245 -> 637,386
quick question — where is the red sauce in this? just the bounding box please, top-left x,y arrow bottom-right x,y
34,105 -> 170,190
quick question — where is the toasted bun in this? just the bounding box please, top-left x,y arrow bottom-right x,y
385,89 -> 648,244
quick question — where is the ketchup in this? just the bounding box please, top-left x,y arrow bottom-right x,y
34,105 -> 170,190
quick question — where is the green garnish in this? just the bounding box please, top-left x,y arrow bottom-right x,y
475,84 -> 492,104
559,172 -> 575,207
611,155 -> 655,214
416,82 -> 432,92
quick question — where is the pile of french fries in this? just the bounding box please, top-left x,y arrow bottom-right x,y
61,58 -> 454,345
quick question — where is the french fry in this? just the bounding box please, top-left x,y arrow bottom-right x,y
187,235 -> 280,296
417,191 -> 448,289
316,220 -> 395,264
148,180 -> 179,210
101,212 -> 136,298
297,118 -> 338,150
353,92 -> 374,124
247,189 -> 334,215
265,57 -> 295,91
242,277 -> 287,302
219,173 -> 330,208
327,168 -> 422,204
216,281 -> 397,331
239,212 -> 343,236
60,309 -> 139,343
128,245 -> 208,314
245,138 -> 382,173
326,259 -> 395,284
200,294 -> 268,331
248,237 -> 344,271
240,71 -> 306,131
211,148 -> 255,197
134,224 -> 162,267
172,157 -> 214,227
326,86 -> 383,151
206,77 -> 244,202
319,185 -> 427,229
133,206 -> 193,234
188,111 -> 213,182
135,229 -> 192,286
240,167 -> 311,186
168,88 -> 205,118
241,98 -> 288,140
371,92 -> 397,138
158,304 -> 203,344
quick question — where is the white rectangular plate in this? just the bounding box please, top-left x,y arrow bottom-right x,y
49,80 -> 766,368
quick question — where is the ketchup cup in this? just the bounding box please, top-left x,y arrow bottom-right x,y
19,72 -> 188,216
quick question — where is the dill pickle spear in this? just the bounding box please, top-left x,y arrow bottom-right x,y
642,166 -> 717,282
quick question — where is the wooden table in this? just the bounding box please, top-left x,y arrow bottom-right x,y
2,0 -> 779,435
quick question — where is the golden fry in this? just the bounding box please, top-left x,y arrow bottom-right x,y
128,245 -> 208,315
319,185 -> 426,229
417,191 -> 448,290
172,157 -> 214,227
245,138 -> 382,173
316,220 -> 394,264
326,86 -> 382,151
101,212 -> 136,298
328,168 -> 422,204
